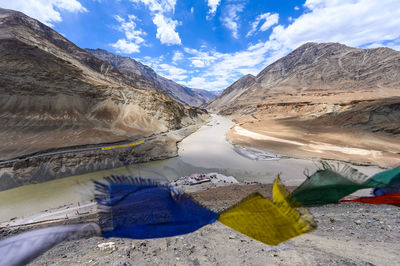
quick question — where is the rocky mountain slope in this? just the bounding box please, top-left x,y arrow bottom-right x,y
193,88 -> 217,103
86,48 -> 209,106
209,42 -> 400,167
0,8 -> 206,161
208,74 -> 256,110
208,42 -> 400,134
210,42 -> 400,109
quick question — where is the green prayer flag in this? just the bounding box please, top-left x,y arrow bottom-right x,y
293,162 -> 400,206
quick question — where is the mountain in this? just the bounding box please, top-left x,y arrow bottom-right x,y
208,43 -> 400,126
192,88 -> 217,102
208,42 -> 400,167
209,42 -> 400,114
0,8 -> 206,161
212,89 -> 226,96
86,48 -> 208,107
208,74 -> 256,110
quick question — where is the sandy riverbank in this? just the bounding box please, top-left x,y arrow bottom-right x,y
178,115 -> 383,185
227,116 -> 400,168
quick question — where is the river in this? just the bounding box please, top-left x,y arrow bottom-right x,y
0,115 -> 381,222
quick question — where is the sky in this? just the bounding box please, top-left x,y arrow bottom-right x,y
1,0 -> 400,92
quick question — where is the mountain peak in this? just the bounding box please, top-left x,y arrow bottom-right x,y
210,42 -> 400,113
87,48 -> 208,106
207,72 -> 256,110
0,7 -> 26,18
0,7 -> 64,42
297,41 -> 346,48
256,42 -> 360,81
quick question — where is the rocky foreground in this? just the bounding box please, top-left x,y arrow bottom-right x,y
28,202 -> 400,266
1,180 -> 398,265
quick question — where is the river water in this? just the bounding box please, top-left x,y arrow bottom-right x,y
0,115 -> 381,221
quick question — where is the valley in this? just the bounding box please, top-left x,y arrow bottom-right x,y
0,8 -> 209,190
0,114 -> 382,223
0,5 -> 400,266
208,42 -> 400,168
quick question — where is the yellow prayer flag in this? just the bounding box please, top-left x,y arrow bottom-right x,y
218,176 -> 316,246
101,140 -> 144,151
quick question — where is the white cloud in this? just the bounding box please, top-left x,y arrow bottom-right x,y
221,4 -> 245,39
144,39 -> 286,90
183,76 -> 229,90
140,55 -> 189,81
294,6 -> 300,10
190,7 -> 194,14
157,63 -> 188,80
385,41 -> 400,51
172,50 -> 184,64
365,42 -> 382,49
114,15 -> 145,44
153,13 -> 181,45
247,12 -> 279,37
130,0 -> 181,46
140,55 -> 165,68
111,39 -> 140,53
206,41 -> 285,78
184,47 -> 223,68
259,14 -> 279,31
111,15 -> 146,54
206,0 -> 221,16
365,41 -> 400,51
130,0 -> 176,13
270,0 -> 400,50
303,0 -> 331,10
178,40 -> 287,91
191,60 -> 206,68
185,77 -> 206,88
0,0 -> 87,26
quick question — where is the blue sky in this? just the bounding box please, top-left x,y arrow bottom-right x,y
1,0 -> 400,91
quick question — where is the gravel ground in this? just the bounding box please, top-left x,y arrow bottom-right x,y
22,183 -> 400,266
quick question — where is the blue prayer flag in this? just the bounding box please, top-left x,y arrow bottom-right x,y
94,176 -> 219,239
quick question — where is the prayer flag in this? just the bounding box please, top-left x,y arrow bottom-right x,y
218,177 -> 316,245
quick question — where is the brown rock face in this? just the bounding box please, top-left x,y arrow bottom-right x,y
0,8 -> 206,160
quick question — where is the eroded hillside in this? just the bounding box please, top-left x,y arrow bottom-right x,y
0,8 -> 206,160
209,42 -> 400,167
